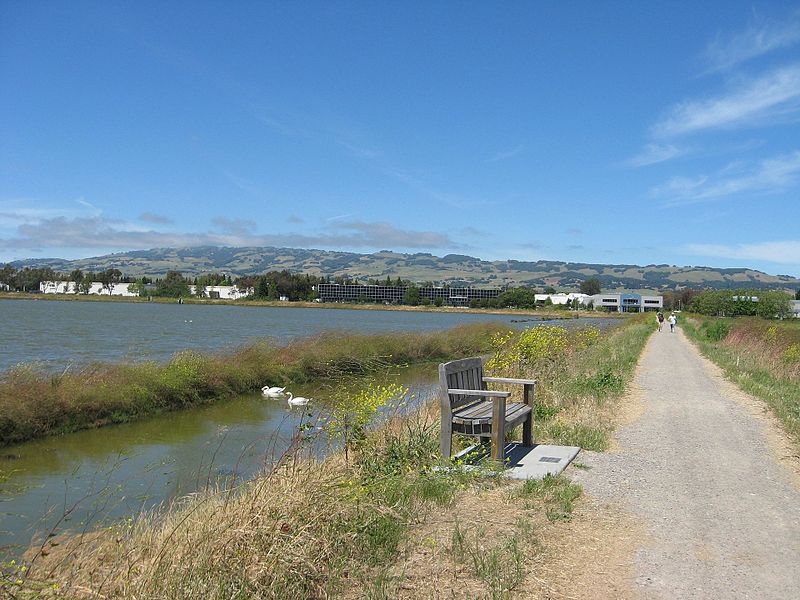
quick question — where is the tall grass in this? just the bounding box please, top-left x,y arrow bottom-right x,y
683,316 -> 800,443
8,404 -> 496,598
484,316 -> 654,451
0,323 -> 508,446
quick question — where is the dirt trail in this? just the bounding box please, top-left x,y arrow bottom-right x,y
569,325 -> 800,599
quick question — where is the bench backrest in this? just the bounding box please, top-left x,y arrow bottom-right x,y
439,357 -> 486,415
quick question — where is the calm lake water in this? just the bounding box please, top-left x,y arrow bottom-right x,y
0,299 -> 609,373
0,298 -> 621,556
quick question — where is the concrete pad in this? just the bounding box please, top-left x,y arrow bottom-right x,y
450,442 -> 581,479
504,443 -> 581,480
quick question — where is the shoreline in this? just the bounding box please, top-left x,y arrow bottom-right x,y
0,291 -> 624,320
0,323 -> 506,447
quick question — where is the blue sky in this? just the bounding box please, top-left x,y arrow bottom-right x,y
2,1 -> 800,276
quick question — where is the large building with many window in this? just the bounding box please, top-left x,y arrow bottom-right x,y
588,293 -> 663,313
315,283 -> 502,306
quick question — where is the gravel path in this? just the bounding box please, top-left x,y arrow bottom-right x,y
571,325 -> 800,599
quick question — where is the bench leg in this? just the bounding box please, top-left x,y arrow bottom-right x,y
523,383 -> 534,446
440,418 -> 453,459
491,397 -> 506,462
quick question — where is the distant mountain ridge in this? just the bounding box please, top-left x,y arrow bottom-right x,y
8,246 -> 800,291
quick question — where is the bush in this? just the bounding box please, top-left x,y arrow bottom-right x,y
702,320 -> 730,342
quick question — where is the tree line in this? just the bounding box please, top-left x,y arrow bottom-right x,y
689,289 -> 795,319
3,264 -> 798,310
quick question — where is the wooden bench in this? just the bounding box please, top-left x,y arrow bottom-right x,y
439,357 -> 537,462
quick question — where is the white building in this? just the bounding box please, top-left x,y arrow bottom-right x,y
792,300 -> 800,318
588,293 -> 663,313
534,293 -> 591,306
40,281 -> 140,296
190,285 -> 252,300
41,281 -> 250,299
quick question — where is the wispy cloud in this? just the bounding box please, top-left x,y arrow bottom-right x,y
485,145 -> 525,163
0,198 -> 98,227
0,215 -> 461,253
211,216 -> 257,236
654,63 -> 800,136
139,212 -> 173,225
652,150 -> 800,205
703,10 -> 800,73
685,240 -> 800,264
330,220 -> 457,249
627,143 -> 686,167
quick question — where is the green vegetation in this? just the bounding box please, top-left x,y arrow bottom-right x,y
0,323 -> 506,446
690,288 -> 793,319
484,316 -> 654,451
518,474 -> 582,522
683,316 -> 800,444
579,277 -> 601,295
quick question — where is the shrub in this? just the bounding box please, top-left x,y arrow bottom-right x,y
702,320 -> 730,341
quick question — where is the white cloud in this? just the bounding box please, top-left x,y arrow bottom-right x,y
627,144 -> 686,167
652,150 -> 800,205
0,215 -> 460,253
139,212 -> 173,225
703,10 -> 800,73
685,240 -> 800,264
654,63 -> 800,136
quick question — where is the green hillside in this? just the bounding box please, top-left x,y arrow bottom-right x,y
8,246 -> 800,291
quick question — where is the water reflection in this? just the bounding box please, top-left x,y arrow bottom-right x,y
0,367 -> 439,556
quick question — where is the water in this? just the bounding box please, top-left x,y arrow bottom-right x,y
0,299 -> 606,373
0,298 -> 621,556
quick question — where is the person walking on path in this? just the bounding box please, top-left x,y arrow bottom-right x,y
656,311 -> 664,332
668,313 -> 677,332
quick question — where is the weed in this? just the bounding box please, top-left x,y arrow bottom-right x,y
518,474 -> 582,521
450,522 -> 526,597
546,421 -> 609,451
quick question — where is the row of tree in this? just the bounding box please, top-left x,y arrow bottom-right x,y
3,264 -> 799,310
689,289 -> 795,319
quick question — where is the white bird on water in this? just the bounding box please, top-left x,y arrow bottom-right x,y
286,392 -> 311,406
261,386 -> 286,398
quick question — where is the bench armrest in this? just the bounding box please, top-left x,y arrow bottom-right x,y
447,388 -> 511,398
482,377 -> 538,386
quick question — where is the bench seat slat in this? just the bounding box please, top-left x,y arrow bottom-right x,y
452,401 -> 532,426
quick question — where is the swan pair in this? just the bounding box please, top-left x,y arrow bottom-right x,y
261,385 -> 311,406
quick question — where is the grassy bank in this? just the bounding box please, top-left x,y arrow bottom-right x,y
483,315 -> 655,452
682,315 -> 800,444
4,316 -> 652,598
0,323 -> 506,447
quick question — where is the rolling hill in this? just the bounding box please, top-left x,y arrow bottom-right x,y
8,246 -> 800,291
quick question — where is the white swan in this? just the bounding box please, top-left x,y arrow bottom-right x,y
286,392 -> 311,406
261,386 -> 286,398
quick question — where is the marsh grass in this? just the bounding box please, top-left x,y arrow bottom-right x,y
0,323 -> 507,446
683,316 -> 800,443
10,403 -> 498,599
